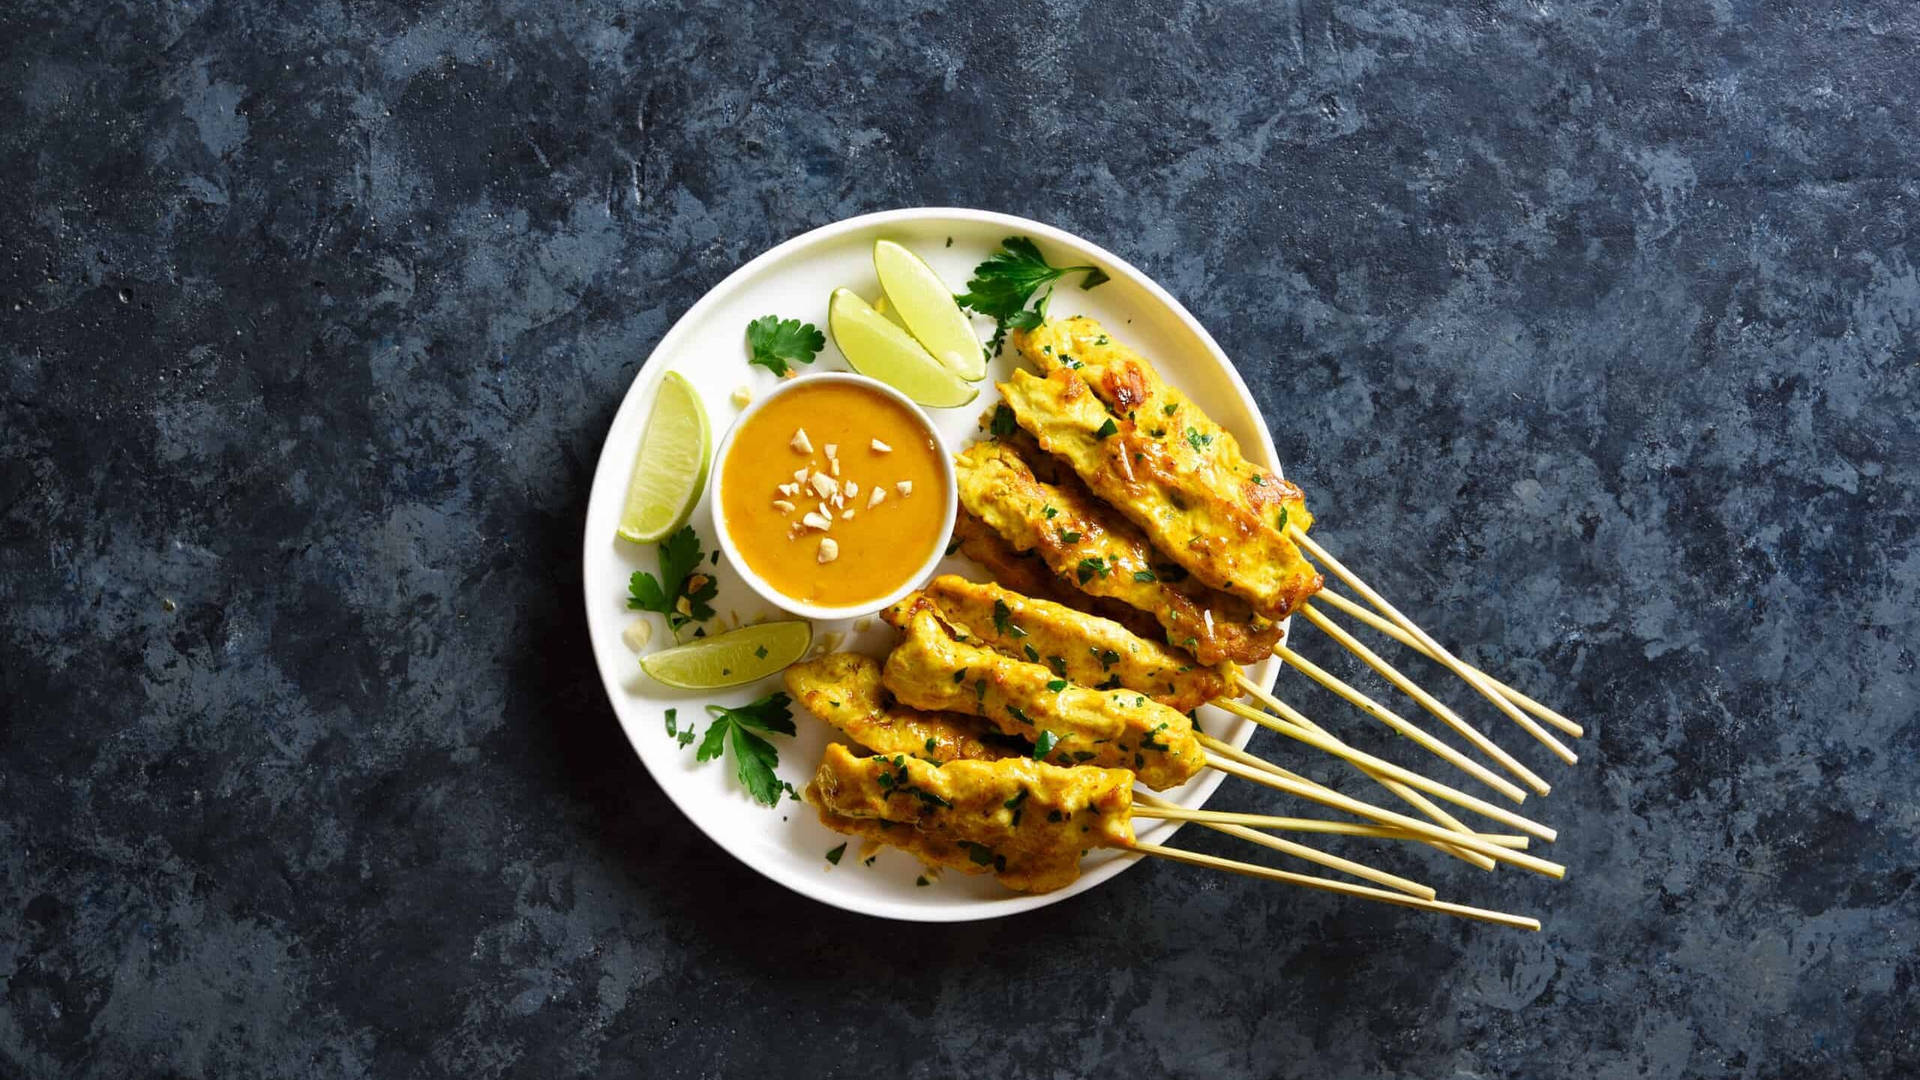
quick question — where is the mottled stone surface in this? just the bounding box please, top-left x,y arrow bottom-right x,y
3,1 -> 1917,1076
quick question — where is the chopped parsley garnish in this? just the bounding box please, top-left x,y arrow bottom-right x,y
915,876 -> 930,887
990,404 -> 1019,438
627,525 -> 718,632
1003,788 -> 1029,825
1143,722 -> 1172,752
1059,530 -> 1082,545
952,668 -> 968,683
925,737 -> 938,753
1091,647 -> 1121,669
1077,557 -> 1110,584
1163,403 -> 1178,417
1046,679 -> 1068,692
1032,730 -> 1061,759
1132,569 -> 1158,583
825,843 -> 847,865
963,841 -> 996,866
1023,643 -> 1040,662
1043,506 -> 1057,519
1048,655 -> 1068,676
1094,418 -> 1119,439
974,678 -> 988,702
992,598 -> 1028,638
694,692 -> 796,806
744,315 -> 824,376
1277,506 -> 1291,532
1007,704 -> 1034,726
754,645 -> 768,659
957,237 -> 1111,352
1185,427 -> 1212,452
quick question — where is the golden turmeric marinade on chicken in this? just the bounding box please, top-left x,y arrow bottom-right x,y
784,652 -> 1016,763
956,440 -> 1284,666
806,742 -> 1135,893
950,510 -> 1165,643
883,575 -> 1235,713
881,608 -> 1206,790
1001,317 -> 1323,620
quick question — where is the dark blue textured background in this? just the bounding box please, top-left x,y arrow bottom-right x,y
3,2 -> 1916,1077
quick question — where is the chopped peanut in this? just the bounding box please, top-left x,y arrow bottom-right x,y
840,509 -> 854,520
895,480 -> 913,497
801,511 -> 833,531
870,439 -> 892,454
809,473 -> 838,500
824,443 -> 838,459
867,487 -> 886,508
730,385 -> 752,408
772,499 -> 796,514
843,479 -> 858,498
790,429 -> 813,454
817,537 -> 839,563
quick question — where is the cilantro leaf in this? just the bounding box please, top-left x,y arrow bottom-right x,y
826,843 -> 847,865
745,315 -> 825,376
958,237 -> 1108,352
695,720 -> 729,763
712,691 -> 796,736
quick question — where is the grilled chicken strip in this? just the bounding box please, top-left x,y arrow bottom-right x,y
785,652 -> 1016,762
882,575 -> 1235,713
882,608 -> 1206,790
807,742 -> 1134,893
999,322 -> 1322,618
956,440 -> 1284,665
951,510 -> 1165,642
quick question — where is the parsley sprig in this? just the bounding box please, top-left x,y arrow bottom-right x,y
958,237 -> 1110,353
696,692 -> 797,806
627,525 -> 718,633
745,315 -> 825,376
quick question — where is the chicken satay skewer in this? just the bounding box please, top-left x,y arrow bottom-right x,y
786,653 -> 1435,896
810,746 -> 1542,928
1003,316 -> 1581,757
1288,525 -> 1579,764
886,606 -> 1561,875
955,443 -> 1549,797
897,578 -> 1544,861
1310,591 -> 1585,738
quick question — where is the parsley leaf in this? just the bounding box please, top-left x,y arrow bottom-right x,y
958,237 -> 1110,352
1277,506 -> 1291,533
1094,418 -> 1119,439
745,315 -> 825,376
1185,427 -> 1213,452
992,598 -> 1028,639
627,526 -> 718,632
990,404 -> 1019,438
1032,730 -> 1061,759
1077,556 -> 1110,584
825,843 -> 847,865
695,692 -> 796,806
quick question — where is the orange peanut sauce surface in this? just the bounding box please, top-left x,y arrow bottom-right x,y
719,378 -> 949,607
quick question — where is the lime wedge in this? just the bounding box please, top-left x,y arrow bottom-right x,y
873,240 -> 987,380
870,293 -> 910,332
640,621 -> 813,689
618,371 -> 711,544
828,288 -> 979,409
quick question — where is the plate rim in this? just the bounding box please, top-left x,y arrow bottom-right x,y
582,206 -> 1286,922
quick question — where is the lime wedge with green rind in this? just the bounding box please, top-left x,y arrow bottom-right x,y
640,620 -> 813,689
618,371 -> 711,544
873,239 -> 987,381
828,288 -> 978,409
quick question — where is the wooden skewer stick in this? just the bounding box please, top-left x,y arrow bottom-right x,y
1199,731 -> 1497,871
1214,698 -> 1558,842
1288,525 -> 1579,764
1125,842 -> 1542,930
1293,605 -> 1552,795
1139,790 -> 1527,847
1263,646 -> 1529,803
1198,751 -> 1566,877
1311,591 -> 1584,738
1131,794 -> 1435,899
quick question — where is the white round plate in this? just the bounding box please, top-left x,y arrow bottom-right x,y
583,208 -> 1285,922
